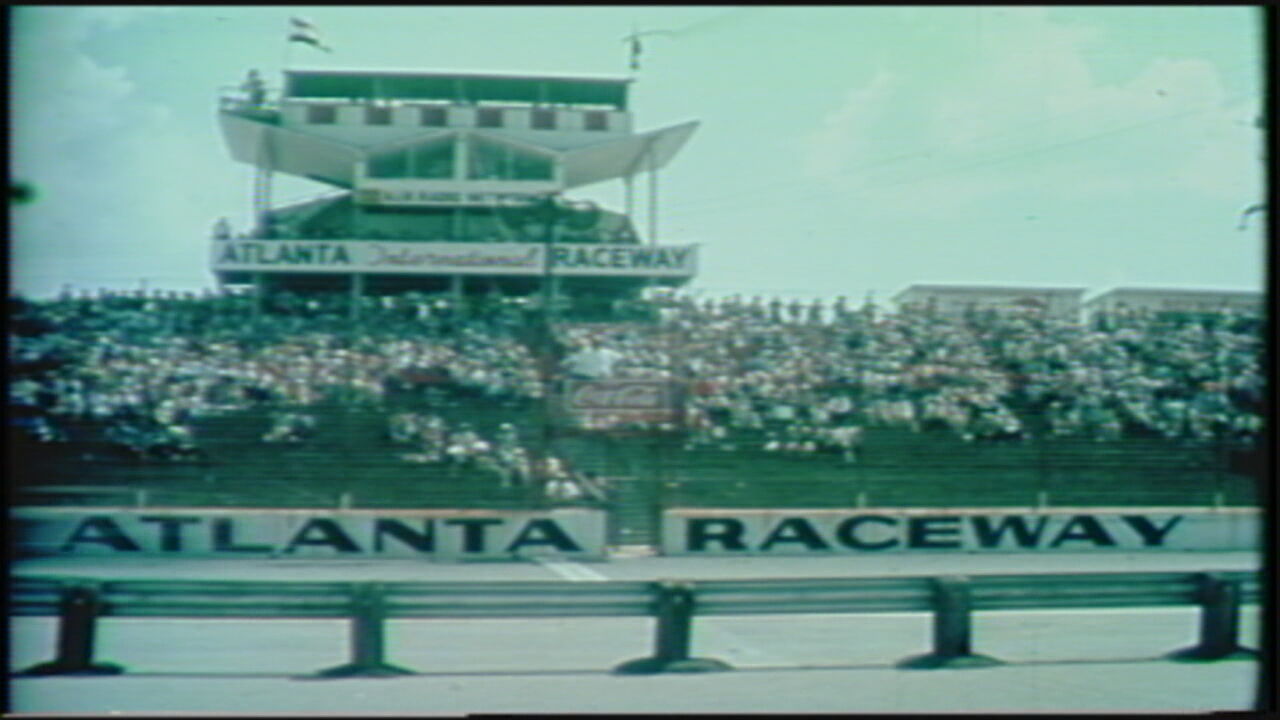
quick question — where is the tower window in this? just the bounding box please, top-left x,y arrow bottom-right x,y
584,111 -> 608,131
467,136 -> 552,181
477,107 -> 503,128
420,106 -> 448,127
307,105 -> 338,124
365,106 -> 392,126
531,108 -> 556,130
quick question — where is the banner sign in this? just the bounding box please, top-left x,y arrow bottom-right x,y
211,240 -> 696,278
354,188 -> 559,207
547,245 -> 696,278
661,508 -> 1261,555
563,380 -> 683,430
15,508 -> 607,560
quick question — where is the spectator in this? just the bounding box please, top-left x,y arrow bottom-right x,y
242,69 -> 266,106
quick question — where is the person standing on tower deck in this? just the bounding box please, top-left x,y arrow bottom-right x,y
242,69 -> 266,107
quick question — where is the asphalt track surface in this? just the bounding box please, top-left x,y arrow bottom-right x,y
8,550 -> 1266,714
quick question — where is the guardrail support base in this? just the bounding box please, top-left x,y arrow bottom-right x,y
1167,574 -> 1257,663
614,657 -> 732,675
306,583 -> 416,679
309,662 -> 416,679
19,584 -> 124,677
897,576 -> 1003,671
613,581 -> 732,675
895,652 -> 1003,670
20,660 -> 125,677
1167,646 -> 1258,663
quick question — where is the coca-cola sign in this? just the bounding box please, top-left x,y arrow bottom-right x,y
565,380 -> 672,410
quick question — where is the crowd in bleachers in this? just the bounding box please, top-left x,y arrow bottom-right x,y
9,287 -> 1265,475
8,288 -> 542,463
554,290 -> 1265,449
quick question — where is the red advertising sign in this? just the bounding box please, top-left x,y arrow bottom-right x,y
562,380 -> 683,431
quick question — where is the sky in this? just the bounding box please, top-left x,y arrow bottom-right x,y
9,5 -> 1268,302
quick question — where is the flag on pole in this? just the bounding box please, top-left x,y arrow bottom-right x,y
629,36 -> 642,70
622,28 -> 674,72
289,17 -> 331,52
1237,203 -> 1266,231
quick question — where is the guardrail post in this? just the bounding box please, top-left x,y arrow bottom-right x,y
312,583 -> 415,678
614,581 -> 732,674
1168,573 -> 1257,662
21,583 -> 124,676
897,576 -> 1002,670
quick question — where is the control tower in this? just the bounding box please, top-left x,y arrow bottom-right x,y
212,68 -> 699,310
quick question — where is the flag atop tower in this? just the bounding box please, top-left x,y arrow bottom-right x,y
289,17 -> 331,52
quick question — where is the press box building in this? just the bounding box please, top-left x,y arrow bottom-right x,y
212,68 -> 699,306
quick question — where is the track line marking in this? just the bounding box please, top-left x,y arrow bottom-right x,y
534,558 -> 609,582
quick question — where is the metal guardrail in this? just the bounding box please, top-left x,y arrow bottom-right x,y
11,571 -> 1260,677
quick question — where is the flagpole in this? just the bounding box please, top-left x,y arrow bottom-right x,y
282,18 -> 292,72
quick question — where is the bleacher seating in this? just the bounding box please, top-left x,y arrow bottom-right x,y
8,289 -> 1263,539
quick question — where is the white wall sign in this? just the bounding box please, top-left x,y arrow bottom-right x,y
661,508 -> 1261,555
15,508 -> 607,560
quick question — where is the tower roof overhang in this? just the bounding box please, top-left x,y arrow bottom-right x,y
219,110 -> 362,187
221,109 -> 698,192
561,120 -> 699,189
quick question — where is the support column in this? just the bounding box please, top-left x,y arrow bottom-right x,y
1169,573 -> 1258,661
312,583 -> 415,678
349,273 -> 364,321
613,581 -> 731,674
451,274 -> 464,308
252,272 -> 264,322
624,175 -> 635,222
897,576 -> 1002,669
648,146 -> 658,246
21,583 -> 124,676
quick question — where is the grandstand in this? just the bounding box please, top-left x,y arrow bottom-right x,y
8,289 -> 1264,547
7,66 -> 1265,550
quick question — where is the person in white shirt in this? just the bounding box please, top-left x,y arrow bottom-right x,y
562,341 -> 624,379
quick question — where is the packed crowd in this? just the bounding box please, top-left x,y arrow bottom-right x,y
8,289 -> 541,464
384,412 -> 600,501
9,287 -> 1265,473
554,291 -> 1265,448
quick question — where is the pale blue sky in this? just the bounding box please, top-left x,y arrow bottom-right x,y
10,6 -> 1267,301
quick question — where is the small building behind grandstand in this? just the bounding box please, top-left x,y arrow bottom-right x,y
1084,287 -> 1263,321
890,284 -> 1086,322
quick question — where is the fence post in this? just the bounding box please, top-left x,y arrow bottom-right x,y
897,576 -> 1002,669
21,583 -> 124,676
312,583 -> 416,678
1168,573 -> 1257,661
613,581 -> 732,674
